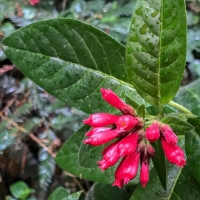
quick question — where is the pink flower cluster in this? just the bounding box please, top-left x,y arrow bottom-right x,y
29,0 -> 40,5
83,88 -> 186,188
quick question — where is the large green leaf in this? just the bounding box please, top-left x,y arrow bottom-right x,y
161,115 -> 194,135
1,18 -> 144,114
85,183 -> 129,200
185,117 -> 200,183
175,79 -> 200,116
126,0 -> 187,106
48,187 -> 82,200
55,126 -> 116,184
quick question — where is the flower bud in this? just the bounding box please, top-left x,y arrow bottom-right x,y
86,127 -> 112,136
100,88 -> 136,116
84,129 -> 119,146
83,113 -> 119,127
161,124 -> 178,144
140,161 -> 149,188
98,141 -> 121,170
116,115 -> 138,132
161,138 -> 186,167
117,132 -> 139,156
112,151 -> 140,188
145,122 -> 160,142
147,144 -> 156,158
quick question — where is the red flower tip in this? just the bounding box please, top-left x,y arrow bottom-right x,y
140,161 -> 149,188
147,144 -> 156,158
113,151 -> 140,188
112,180 -> 123,189
86,127 -> 112,136
161,138 -> 186,167
83,113 -> 119,127
161,124 -> 178,144
84,129 -> 119,146
100,88 -> 136,116
145,122 -> 160,142
29,0 -> 40,5
117,132 -> 139,156
116,115 -> 138,132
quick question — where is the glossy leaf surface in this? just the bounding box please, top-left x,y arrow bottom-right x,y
55,126 -> 115,184
175,79 -> 200,116
2,18 -> 144,114
126,0 -> 187,106
185,117 -> 200,183
48,187 -> 82,200
161,115 -> 194,135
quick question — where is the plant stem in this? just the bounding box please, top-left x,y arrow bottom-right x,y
168,101 -> 196,117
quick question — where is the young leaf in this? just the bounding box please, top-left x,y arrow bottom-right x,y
175,78 -> 200,116
1,18 -> 144,114
151,140 -> 166,190
126,0 -> 187,106
48,187 -> 82,200
55,126 -> 116,184
185,117 -> 200,183
10,181 -> 34,199
161,115 -> 194,135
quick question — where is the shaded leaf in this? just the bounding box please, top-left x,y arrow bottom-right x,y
48,187 -> 82,200
38,148 -> 55,190
126,0 -> 187,106
55,126 -> 116,184
161,115 -> 194,135
2,18 -> 144,114
175,79 -> 200,116
85,183 -> 129,200
185,117 -> 200,183
10,181 -> 34,200
151,140 -> 166,190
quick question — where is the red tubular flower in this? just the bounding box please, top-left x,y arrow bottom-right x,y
84,129 -> 119,146
83,113 -> 119,127
98,141 -> 121,170
100,88 -> 136,116
113,151 -> 140,188
29,0 -> 40,5
161,138 -> 186,167
161,124 -> 178,144
117,132 -> 139,156
140,161 -> 149,188
147,144 -> 156,158
145,122 -> 160,142
86,127 -> 112,136
115,115 -> 138,132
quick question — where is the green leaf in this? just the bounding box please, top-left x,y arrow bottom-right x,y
126,0 -> 187,106
85,183 -> 129,200
55,126 -> 116,184
161,115 -> 194,135
136,104 -> 146,118
175,79 -> 200,116
48,187 -> 82,200
2,18 -> 144,114
10,181 -> 34,200
185,117 -> 200,183
151,140 -> 166,190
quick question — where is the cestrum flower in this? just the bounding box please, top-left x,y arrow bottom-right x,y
83,88 -> 186,189
29,0 -> 40,5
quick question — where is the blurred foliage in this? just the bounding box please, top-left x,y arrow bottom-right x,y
0,0 -> 200,199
